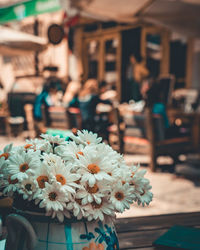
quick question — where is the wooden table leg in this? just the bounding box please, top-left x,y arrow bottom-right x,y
192,114 -> 200,150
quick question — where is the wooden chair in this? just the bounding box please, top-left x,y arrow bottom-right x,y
108,107 -> 124,154
108,107 -> 150,155
122,111 -> 149,155
145,108 -> 194,172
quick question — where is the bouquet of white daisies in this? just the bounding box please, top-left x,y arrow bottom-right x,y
0,130 -> 153,222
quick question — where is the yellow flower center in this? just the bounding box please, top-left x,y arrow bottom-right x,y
87,164 -> 100,174
0,152 -> 9,160
87,141 -> 90,145
115,191 -> 124,201
56,174 -> 66,185
87,184 -> 99,194
8,177 -> 18,184
37,175 -> 49,188
24,144 -> 32,149
48,192 -> 57,201
19,163 -> 29,172
91,201 -> 102,209
76,151 -> 84,159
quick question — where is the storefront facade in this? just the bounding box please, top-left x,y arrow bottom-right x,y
74,19 -> 194,101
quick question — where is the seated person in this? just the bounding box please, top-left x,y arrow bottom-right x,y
127,54 -> 149,102
68,79 -> 111,136
99,82 -> 118,105
63,80 -> 81,106
33,77 -> 62,134
145,80 -> 189,139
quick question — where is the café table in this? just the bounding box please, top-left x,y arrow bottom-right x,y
115,212 -> 200,249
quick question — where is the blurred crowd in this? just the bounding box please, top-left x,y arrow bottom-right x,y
31,75 -> 117,140
0,53 -> 199,142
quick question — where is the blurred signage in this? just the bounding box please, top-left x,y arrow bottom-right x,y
47,24 -> 64,45
0,0 -> 61,23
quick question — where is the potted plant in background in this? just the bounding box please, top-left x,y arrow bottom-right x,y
0,130 -> 153,250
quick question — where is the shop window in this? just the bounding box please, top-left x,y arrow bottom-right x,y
146,34 -> 162,78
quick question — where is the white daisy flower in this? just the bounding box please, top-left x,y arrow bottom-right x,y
38,182 -> 68,212
136,183 -> 153,206
97,143 -> 124,166
23,143 -> 35,151
117,164 -> 132,184
46,208 -> 71,222
25,138 -> 52,154
7,150 -> 41,181
66,196 -> 86,220
70,130 -> 102,145
42,153 -> 62,167
18,178 -> 39,200
76,149 -> 113,187
76,181 -> 107,205
84,199 -> 115,221
58,141 -> 97,163
130,167 -> 150,194
38,141 -> 53,154
55,141 -> 84,160
129,164 -> 140,177
0,143 -> 12,160
2,175 -> 19,197
34,162 -> 50,190
0,157 -> 6,173
40,134 -> 67,147
110,183 -> 135,213
0,158 -> 5,190
48,161 -> 80,195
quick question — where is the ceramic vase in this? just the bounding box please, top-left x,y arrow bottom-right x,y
5,210 -> 119,250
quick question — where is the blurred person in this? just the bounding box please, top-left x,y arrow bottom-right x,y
99,81 -> 118,104
33,77 -> 62,134
145,80 -> 188,139
140,77 -> 152,101
63,80 -> 82,130
63,80 -> 81,106
145,79 -> 170,130
69,79 -> 111,133
0,81 -> 6,109
127,54 -> 149,102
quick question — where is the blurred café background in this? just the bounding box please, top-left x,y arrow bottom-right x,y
1,3 -> 200,241
1,0 -> 200,175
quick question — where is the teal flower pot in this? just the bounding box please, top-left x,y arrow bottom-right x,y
5,210 -> 119,250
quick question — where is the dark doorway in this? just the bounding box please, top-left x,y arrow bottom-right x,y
170,40 -> 187,89
121,27 -> 141,102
